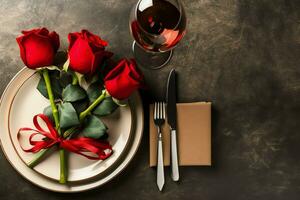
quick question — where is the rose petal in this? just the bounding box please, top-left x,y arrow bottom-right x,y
68,30 -> 111,74
69,37 -> 94,74
49,31 -> 60,52
16,27 -> 59,69
104,59 -> 143,100
22,33 -> 55,68
68,32 -> 80,51
16,36 -> 27,66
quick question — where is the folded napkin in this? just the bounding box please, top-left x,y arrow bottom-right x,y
149,102 -> 211,167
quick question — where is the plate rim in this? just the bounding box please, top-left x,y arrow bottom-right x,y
0,67 -> 144,192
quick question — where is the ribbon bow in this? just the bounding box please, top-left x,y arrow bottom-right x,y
18,114 -> 112,160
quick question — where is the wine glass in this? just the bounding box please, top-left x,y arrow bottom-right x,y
129,0 -> 186,69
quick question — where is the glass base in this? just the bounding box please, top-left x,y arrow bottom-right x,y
132,41 -> 172,70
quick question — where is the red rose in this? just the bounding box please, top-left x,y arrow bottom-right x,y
68,30 -> 113,74
16,28 -> 60,69
104,59 -> 144,100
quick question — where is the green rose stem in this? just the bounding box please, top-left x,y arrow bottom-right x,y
43,70 -> 60,128
27,149 -> 48,168
63,89 -> 108,138
43,69 -> 67,184
79,90 -> 107,120
28,69 -> 67,184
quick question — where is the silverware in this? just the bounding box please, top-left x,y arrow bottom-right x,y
154,102 -> 166,191
166,69 -> 179,181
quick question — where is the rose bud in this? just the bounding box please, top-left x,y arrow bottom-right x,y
16,28 -> 60,69
104,59 -> 144,100
68,30 -> 113,74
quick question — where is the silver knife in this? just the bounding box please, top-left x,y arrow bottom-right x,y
166,69 -> 179,181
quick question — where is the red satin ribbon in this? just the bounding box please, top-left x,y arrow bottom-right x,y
18,114 -> 113,160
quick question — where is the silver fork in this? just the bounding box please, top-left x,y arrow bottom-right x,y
154,102 -> 165,191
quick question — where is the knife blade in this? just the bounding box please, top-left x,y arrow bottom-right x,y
166,69 -> 179,181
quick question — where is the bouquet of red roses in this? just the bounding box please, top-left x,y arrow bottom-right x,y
16,28 -> 144,184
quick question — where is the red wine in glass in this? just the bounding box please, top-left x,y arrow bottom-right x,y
129,0 -> 186,69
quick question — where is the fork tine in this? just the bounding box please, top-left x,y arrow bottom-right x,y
161,102 -> 163,119
157,102 -> 159,119
157,102 -> 161,119
159,102 -> 162,119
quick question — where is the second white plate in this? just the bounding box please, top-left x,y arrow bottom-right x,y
0,68 -> 144,192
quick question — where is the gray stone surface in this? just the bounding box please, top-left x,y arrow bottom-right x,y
1,0 -> 300,199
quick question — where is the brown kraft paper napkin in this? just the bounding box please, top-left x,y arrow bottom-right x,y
149,102 -> 211,167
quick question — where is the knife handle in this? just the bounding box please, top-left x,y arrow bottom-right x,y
157,132 -> 165,191
171,129 -> 179,181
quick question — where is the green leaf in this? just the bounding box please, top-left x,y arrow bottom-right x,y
72,100 -> 89,115
90,73 -> 100,84
75,72 -> 86,87
50,71 -> 63,99
43,105 -> 55,123
63,58 -> 70,72
46,66 -> 61,71
87,83 -> 104,103
62,84 -> 87,102
37,77 -> 48,98
112,97 -> 128,107
59,102 -> 80,129
82,115 -> 107,139
59,71 -> 73,88
37,70 -> 62,100
93,97 -> 118,116
36,65 -> 61,71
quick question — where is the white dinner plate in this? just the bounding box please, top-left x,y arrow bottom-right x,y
0,68 -> 144,192
8,70 -> 133,182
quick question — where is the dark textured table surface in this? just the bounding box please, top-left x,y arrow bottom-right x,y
1,0 -> 300,199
